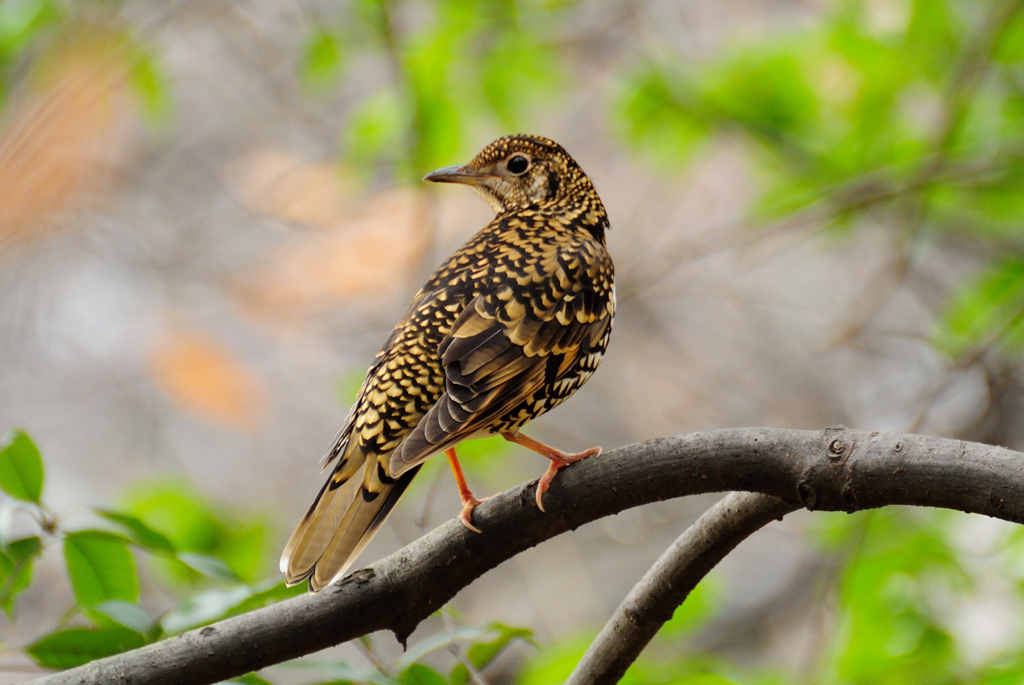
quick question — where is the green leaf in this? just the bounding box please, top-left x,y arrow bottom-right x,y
160,585 -> 252,635
160,580 -> 302,636
231,674 -> 275,685
0,429 -> 44,502
177,552 -> 240,582
814,509 -> 965,684
614,64 -> 709,169
5,535 -> 40,561
995,9 -> 1024,63
209,519 -> 270,585
120,482 -> 219,551
405,28 -> 462,174
302,28 -> 344,88
397,625 -> 490,672
0,0 -> 61,62
316,658 -> 396,684
517,635 -> 593,685
933,257 -> 1024,359
344,88 -> 407,171
662,675 -> 738,685
979,651 -> 1024,684
903,0 -> 959,81
752,170 -> 829,219
26,625 -> 145,669
63,531 -> 139,607
480,32 -> 562,127
450,622 -> 534,684
400,663 -> 448,685
703,42 -> 819,138
344,87 -> 407,169
95,510 -> 176,554
0,535 -> 41,615
453,434 -> 512,469
218,580 -> 305,619
89,600 -> 154,636
129,47 -> 170,124
120,481 -> 272,585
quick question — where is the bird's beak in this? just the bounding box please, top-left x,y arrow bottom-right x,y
422,164 -> 494,185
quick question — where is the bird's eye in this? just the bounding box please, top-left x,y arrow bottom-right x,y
506,155 -> 529,175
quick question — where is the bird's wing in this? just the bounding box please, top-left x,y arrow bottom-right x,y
388,268 -> 610,475
318,286 -> 444,470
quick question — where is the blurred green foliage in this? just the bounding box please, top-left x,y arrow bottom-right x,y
292,0 -> 1024,369
119,480 -> 272,584
0,0 -> 62,107
0,0 -> 170,129
516,508 -> 1024,685
767,508 -> 1024,685
815,510 -> 966,685
8,0 -> 1024,681
127,44 -> 171,125
0,429 -> 534,681
305,0 -> 566,179
933,256 -> 1024,357
612,0 -> 1024,362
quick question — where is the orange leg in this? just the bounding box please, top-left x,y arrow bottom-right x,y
445,447 -> 491,533
501,432 -> 602,512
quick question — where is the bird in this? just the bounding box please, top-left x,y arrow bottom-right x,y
281,134 -> 615,591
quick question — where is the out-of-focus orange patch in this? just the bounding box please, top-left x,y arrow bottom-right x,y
0,31 -> 134,251
149,327 -> 268,430
226,150 -> 353,228
232,178 -> 430,325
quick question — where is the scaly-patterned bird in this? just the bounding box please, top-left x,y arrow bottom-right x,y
281,134 -> 615,591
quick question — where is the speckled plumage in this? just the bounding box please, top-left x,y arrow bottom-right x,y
282,135 -> 615,591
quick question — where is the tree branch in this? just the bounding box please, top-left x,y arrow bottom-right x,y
567,492 -> 797,685
27,427 -> 1024,685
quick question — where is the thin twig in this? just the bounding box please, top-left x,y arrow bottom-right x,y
567,492 -> 796,685
441,608 -> 487,685
805,511 -> 872,685
415,461 -> 447,530
622,159 -> 1001,303
354,635 -> 390,677
823,241 -> 912,348
827,0 -> 1024,345
909,304 -> 1024,432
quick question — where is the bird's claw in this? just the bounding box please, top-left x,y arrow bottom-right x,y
535,446 -> 602,512
458,494 -> 495,533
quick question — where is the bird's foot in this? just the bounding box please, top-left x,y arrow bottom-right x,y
534,445 -> 602,512
499,432 -> 602,512
458,493 -> 494,534
446,446 -> 494,533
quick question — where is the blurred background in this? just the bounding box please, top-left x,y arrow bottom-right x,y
4,0 -> 1024,682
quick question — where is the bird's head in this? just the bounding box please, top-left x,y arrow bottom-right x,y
423,134 -> 596,215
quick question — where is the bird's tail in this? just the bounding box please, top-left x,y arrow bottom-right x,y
281,448 -> 420,591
